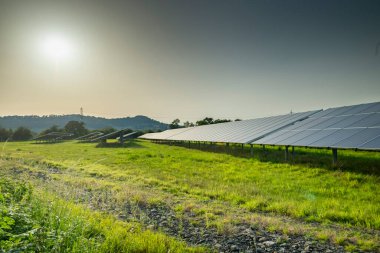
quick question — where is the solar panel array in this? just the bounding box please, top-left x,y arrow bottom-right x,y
254,102 -> 380,150
90,129 -> 133,142
167,110 -> 319,143
140,110 -> 319,144
140,102 -> 380,151
142,127 -> 193,140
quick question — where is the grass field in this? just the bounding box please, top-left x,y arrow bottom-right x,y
1,140 -> 379,251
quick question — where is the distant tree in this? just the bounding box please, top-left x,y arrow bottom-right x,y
40,125 -> 63,135
235,119 -> 242,121
99,127 -> 117,135
183,121 -> 194,128
196,117 -> 214,126
169,119 -> 181,129
213,119 -> 231,124
12,127 -> 32,141
0,128 -> 13,142
196,117 -> 234,126
64,121 -> 88,137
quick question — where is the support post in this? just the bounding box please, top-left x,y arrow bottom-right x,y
285,146 -> 289,161
250,144 -> 253,156
332,148 -> 338,165
291,146 -> 295,161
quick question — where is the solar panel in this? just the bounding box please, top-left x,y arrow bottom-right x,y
91,129 -> 133,142
143,110 -> 319,144
359,135 -> 380,149
253,102 -> 380,150
332,128 -> 380,149
139,127 -> 193,140
139,102 -> 380,151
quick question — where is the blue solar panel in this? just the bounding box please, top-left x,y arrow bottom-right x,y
140,102 -> 380,151
253,102 -> 380,150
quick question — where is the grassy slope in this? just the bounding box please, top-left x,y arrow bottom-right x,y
1,140 -> 379,251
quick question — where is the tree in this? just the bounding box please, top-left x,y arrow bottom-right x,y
99,127 -> 117,135
0,128 -> 13,142
12,127 -> 32,141
169,119 -> 181,129
40,125 -> 63,135
213,119 -> 231,124
183,121 -> 194,128
196,117 -> 214,126
64,121 -> 88,137
196,117 -> 233,126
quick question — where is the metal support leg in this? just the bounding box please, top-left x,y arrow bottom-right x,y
332,148 -> 338,165
285,146 -> 289,161
291,146 -> 295,161
250,144 -> 253,156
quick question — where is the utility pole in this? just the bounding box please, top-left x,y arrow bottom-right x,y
80,107 -> 84,121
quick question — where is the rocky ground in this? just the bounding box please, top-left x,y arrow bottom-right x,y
120,202 -> 347,253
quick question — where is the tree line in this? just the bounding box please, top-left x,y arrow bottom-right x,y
0,121 -> 128,141
169,117 -> 242,129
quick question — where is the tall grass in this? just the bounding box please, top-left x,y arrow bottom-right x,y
1,140 -> 379,251
2,140 -> 379,230
0,177 -> 204,252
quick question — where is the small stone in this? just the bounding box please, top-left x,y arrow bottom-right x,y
263,241 -> 276,247
146,224 -> 154,230
230,245 -> 238,251
243,228 -> 252,234
258,237 -> 266,242
214,243 -> 222,248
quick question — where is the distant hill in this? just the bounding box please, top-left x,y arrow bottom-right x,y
0,115 -> 168,133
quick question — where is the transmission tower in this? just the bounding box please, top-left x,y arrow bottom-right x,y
80,107 -> 83,121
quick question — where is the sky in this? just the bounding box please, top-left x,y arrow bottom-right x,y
0,0 -> 379,123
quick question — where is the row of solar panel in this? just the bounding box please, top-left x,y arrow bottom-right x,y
139,102 -> 380,150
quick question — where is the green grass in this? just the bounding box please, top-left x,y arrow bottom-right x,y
1,140 -> 379,251
0,177 -> 204,252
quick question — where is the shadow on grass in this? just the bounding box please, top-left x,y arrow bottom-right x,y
32,141 -> 65,144
158,142 -> 380,176
96,140 -> 145,149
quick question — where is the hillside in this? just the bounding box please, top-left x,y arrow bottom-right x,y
0,114 -> 168,132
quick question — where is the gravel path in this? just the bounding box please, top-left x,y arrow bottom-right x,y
121,202 -> 348,253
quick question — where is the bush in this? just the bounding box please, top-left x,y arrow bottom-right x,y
12,127 -> 32,141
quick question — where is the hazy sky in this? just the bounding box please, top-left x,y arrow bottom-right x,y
1,0 -> 379,123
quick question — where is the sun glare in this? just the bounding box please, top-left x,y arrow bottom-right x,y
40,34 -> 74,62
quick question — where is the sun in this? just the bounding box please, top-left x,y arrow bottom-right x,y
40,33 -> 74,63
